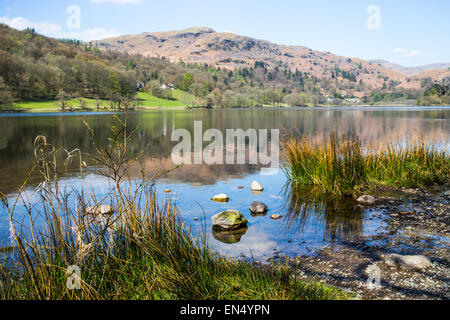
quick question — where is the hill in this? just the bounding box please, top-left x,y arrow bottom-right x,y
370,59 -> 450,76
1,24 -> 449,109
92,27 -> 450,97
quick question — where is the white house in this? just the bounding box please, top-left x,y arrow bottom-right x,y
161,83 -> 175,90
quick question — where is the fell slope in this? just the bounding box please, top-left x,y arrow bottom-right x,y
92,27 -> 450,93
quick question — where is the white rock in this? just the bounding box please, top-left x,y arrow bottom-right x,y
357,195 -> 377,206
211,193 -> 230,202
83,205 -> 115,216
251,181 -> 264,192
383,254 -> 432,271
363,263 -> 381,277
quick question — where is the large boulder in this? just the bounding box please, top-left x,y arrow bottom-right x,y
249,201 -> 268,216
357,195 -> 377,206
212,210 -> 248,230
250,181 -> 264,192
383,254 -> 432,271
211,193 -> 230,203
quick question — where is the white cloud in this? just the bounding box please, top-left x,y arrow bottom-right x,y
58,28 -> 121,41
393,48 -> 420,58
393,48 -> 408,54
90,0 -> 142,3
404,50 -> 420,58
0,16 -> 121,41
0,16 -> 62,35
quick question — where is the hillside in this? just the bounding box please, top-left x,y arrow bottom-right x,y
0,23 -> 136,107
1,24 -> 449,109
91,27 -> 450,97
370,59 -> 450,76
0,24 -> 220,109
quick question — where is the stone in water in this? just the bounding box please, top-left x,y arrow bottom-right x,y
251,181 -> 264,192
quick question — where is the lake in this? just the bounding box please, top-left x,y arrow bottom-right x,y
0,107 -> 449,259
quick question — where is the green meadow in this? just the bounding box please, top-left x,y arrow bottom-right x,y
6,90 -> 195,111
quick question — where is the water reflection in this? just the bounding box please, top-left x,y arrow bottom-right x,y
213,227 -> 248,244
283,183 -> 364,242
0,108 -> 448,258
0,107 -> 448,194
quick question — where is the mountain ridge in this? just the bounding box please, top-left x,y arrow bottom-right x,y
91,27 -> 450,94
370,59 -> 450,76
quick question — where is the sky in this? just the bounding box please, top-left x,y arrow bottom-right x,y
1,0 -> 449,67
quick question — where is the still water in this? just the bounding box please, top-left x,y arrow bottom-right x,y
0,107 -> 449,259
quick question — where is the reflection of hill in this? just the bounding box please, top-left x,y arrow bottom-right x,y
131,156 -> 260,186
0,108 -> 448,194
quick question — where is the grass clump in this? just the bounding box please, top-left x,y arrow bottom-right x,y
0,115 -> 347,300
282,133 -> 449,195
365,139 -> 450,188
282,133 -> 366,195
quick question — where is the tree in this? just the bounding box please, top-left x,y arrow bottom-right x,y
0,76 -> 12,107
56,89 -> 71,110
181,73 -> 194,91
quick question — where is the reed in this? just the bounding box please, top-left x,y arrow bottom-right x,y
282,133 -> 366,195
282,133 -> 449,195
0,115 -> 347,300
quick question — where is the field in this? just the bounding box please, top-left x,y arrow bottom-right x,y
5,90 -> 195,111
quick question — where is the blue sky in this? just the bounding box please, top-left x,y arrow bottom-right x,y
1,0 -> 449,67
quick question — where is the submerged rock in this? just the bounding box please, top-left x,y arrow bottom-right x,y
212,210 -> 248,230
443,190 -> 450,199
213,227 -> 248,244
270,214 -> 283,220
250,181 -> 264,192
249,201 -> 268,216
383,254 -> 432,271
83,205 -> 115,216
357,195 -> 377,206
211,193 -> 230,203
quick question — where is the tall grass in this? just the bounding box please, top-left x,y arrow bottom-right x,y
282,133 -> 366,195
365,138 -> 450,188
0,115 -> 347,300
282,133 -> 450,195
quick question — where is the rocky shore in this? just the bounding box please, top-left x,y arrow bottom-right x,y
269,185 -> 450,300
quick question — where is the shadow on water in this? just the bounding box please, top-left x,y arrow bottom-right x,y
282,183 -> 364,243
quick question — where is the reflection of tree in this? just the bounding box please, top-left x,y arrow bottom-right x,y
282,183 -> 364,242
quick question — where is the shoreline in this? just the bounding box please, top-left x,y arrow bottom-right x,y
1,104 -> 449,114
269,184 -> 450,300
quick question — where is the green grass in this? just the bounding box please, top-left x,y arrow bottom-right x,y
6,90 -> 195,111
136,91 -> 188,108
1,192 -> 347,300
282,133 -> 450,195
10,98 -> 98,110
